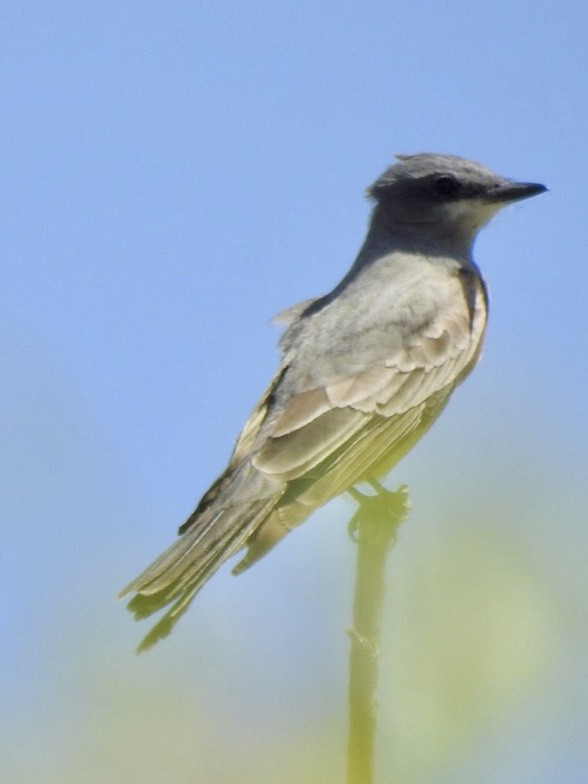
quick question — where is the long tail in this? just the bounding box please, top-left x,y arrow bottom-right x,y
119,464 -> 283,652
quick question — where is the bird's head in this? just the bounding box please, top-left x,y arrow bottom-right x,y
367,153 -> 546,252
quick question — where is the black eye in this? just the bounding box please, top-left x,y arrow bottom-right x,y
433,175 -> 460,197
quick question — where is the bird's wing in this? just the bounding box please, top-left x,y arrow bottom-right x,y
227,296 -> 323,466
231,290 -> 485,572
229,389 -> 273,467
253,286 -> 486,484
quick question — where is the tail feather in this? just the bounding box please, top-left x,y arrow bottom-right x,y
119,509 -> 225,599
120,475 -> 281,651
132,585 -> 201,653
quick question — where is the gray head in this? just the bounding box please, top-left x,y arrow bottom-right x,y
367,153 -> 546,253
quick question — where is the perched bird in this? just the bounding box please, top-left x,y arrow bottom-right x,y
120,153 -> 546,650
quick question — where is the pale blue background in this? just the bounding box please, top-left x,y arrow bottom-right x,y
1,2 -> 587,782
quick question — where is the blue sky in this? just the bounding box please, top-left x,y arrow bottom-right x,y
1,2 -> 587,782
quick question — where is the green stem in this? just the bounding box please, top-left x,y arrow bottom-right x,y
346,485 -> 409,784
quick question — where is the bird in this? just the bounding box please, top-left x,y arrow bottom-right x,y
120,153 -> 546,651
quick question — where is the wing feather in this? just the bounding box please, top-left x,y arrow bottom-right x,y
253,287 -> 485,484
253,407 -> 366,479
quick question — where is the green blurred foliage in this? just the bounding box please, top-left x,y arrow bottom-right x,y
3,470 -> 575,784
380,528 -> 556,782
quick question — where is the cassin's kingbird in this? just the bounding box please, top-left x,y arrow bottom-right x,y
120,153 -> 546,650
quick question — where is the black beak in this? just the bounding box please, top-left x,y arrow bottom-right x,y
486,180 -> 548,204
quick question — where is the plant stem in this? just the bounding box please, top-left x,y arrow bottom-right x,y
346,484 -> 408,784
